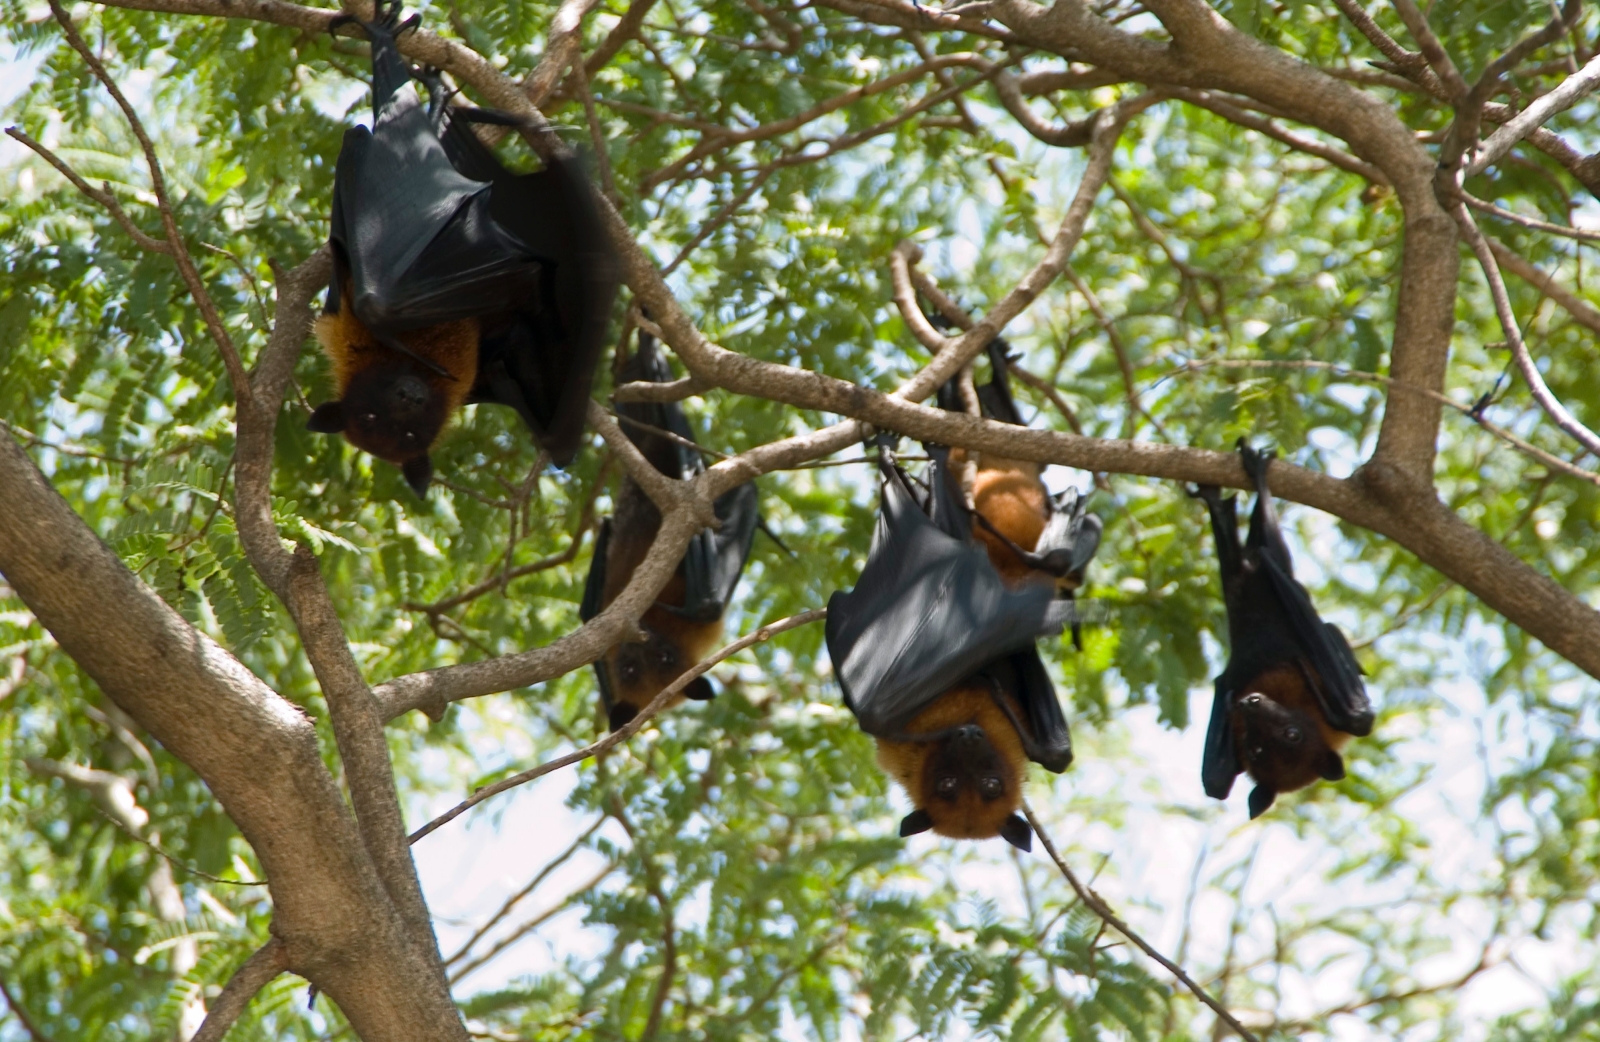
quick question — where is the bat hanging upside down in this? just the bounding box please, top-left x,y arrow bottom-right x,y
579,331 -> 759,731
936,335 -> 1102,645
307,1 -> 618,496
827,441 -> 1084,850
1190,441 -> 1374,818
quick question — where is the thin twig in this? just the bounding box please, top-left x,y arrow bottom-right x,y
1167,356 -> 1600,488
1021,801 -> 1263,1042
1452,203 -> 1600,457
407,609 -> 826,843
48,0 -> 252,408
445,817 -> 606,968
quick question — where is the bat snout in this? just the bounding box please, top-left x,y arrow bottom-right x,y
951,724 -> 988,750
387,374 -> 433,416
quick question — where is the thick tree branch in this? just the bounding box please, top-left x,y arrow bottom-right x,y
0,433 -> 466,1041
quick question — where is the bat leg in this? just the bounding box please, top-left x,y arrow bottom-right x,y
999,813 -> 1032,851
1247,784 -> 1277,819
1237,440 -> 1289,558
1189,483 -> 1243,578
899,809 -> 934,837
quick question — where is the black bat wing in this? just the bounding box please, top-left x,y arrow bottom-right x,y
978,648 -> 1072,773
1201,675 -> 1242,799
676,481 -> 760,623
612,330 -> 702,481
1259,555 -> 1374,737
579,518 -> 619,711
933,335 -> 1024,426
825,457 -> 1062,736
445,111 -> 618,467
332,18 -> 545,335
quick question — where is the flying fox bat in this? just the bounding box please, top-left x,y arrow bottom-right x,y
826,443 -> 1079,850
578,331 -> 759,731
306,1 -> 617,496
1189,441 -> 1373,818
935,335 -> 1102,643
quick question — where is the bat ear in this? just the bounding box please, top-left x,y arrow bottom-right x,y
307,401 -> 347,433
1318,749 -> 1346,782
999,814 -> 1033,852
1247,785 -> 1277,819
402,456 -> 433,498
608,703 -> 639,731
898,809 -> 934,837
683,676 -> 716,701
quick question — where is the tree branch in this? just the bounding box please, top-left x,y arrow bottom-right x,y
48,0 -> 252,408
1022,801 -> 1262,1042
190,939 -> 289,1042
0,433 -> 466,1040
407,609 -> 825,843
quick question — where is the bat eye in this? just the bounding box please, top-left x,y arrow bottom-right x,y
402,431 -> 417,443
654,645 -> 676,667
978,776 -> 1003,799
363,412 -> 378,424
935,776 -> 959,798
1283,726 -> 1304,744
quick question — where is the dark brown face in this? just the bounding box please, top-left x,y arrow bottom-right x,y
925,724 -> 1011,808
1231,691 -> 1345,798
603,628 -> 714,731
336,366 -> 448,465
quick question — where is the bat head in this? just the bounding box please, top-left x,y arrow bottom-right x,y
1230,688 -> 1346,806
601,624 -> 717,732
905,723 -> 1027,845
308,366 -> 448,497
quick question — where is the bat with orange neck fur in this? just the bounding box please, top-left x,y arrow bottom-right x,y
579,331 -> 759,731
935,335 -> 1102,644
307,2 -> 617,496
1189,441 -> 1373,818
827,442 -> 1080,850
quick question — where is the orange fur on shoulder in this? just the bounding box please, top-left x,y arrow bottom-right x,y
875,685 -> 1027,840
946,451 -> 1051,586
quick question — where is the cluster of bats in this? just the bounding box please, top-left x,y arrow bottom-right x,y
307,5 -> 1375,853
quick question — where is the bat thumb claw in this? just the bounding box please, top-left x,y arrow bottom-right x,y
898,809 -> 934,837
999,814 -> 1032,852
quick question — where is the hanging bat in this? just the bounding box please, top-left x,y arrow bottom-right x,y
578,331 -> 759,731
1189,441 -> 1373,818
307,1 -> 618,496
935,334 -> 1102,643
826,442 -> 1079,850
